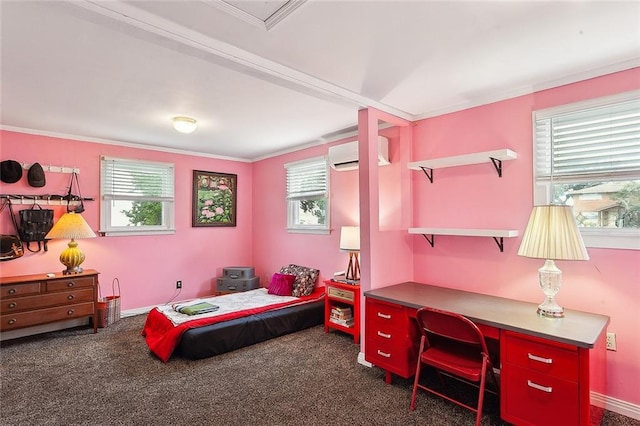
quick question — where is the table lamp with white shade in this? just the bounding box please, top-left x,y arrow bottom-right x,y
340,226 -> 360,281
518,205 -> 589,317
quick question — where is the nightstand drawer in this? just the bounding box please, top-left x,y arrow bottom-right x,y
504,331 -> 579,381
328,286 -> 354,302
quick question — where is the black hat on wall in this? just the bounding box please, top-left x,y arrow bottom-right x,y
0,160 -> 23,184
27,163 -> 46,187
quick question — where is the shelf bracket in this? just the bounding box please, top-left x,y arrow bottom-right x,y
421,234 -> 435,247
492,236 -> 505,252
489,157 -> 503,177
419,166 -> 433,183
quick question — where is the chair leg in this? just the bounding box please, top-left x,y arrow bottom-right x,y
475,360 -> 488,426
410,361 -> 422,411
410,337 -> 426,411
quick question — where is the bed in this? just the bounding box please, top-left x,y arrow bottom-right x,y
142,265 -> 324,362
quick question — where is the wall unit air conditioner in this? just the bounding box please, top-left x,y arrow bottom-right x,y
328,136 -> 390,171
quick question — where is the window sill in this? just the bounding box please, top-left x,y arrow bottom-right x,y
99,229 -> 176,237
581,229 -> 640,250
286,227 -> 330,235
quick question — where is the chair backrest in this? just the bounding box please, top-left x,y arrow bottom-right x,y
416,307 -> 489,354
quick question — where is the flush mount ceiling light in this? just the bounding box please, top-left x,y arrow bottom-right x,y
172,116 -> 197,134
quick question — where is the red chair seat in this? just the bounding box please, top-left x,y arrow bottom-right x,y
420,344 -> 484,382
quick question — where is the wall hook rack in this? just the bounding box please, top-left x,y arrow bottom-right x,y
0,194 -> 94,206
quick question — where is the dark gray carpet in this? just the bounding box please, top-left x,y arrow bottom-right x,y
0,315 -> 637,426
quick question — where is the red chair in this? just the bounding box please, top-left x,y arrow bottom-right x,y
409,307 -> 499,426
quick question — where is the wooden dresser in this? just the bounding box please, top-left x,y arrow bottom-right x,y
1,269 -> 99,335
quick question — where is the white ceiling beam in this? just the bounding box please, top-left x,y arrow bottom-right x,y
72,0 -> 414,121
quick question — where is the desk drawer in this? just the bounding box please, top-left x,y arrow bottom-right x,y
366,299 -> 405,330
365,338 -> 416,377
504,331 -> 579,381
47,277 -> 95,292
0,288 -> 94,314
502,363 -> 579,425
0,302 -> 94,331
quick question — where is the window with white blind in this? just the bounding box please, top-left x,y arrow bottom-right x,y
533,90 -> 640,249
285,156 -> 330,234
100,156 -> 175,236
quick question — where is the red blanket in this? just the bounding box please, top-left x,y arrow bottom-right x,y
142,288 -> 325,362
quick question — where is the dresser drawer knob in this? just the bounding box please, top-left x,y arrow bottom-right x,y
67,309 -> 74,315
67,294 -> 75,300
66,282 -> 75,288
377,349 -> 391,358
8,288 -> 16,295
377,331 -> 391,339
8,302 -> 17,308
377,312 -> 391,319
8,319 -> 16,325
527,380 -> 553,393
528,353 -> 553,364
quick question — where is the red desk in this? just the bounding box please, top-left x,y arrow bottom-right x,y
364,282 -> 609,426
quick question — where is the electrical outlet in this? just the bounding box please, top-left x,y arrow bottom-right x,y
606,332 -> 617,351
176,280 -> 182,289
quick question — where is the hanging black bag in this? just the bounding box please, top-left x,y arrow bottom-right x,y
18,203 -> 54,252
65,171 -> 85,213
1,200 -> 24,261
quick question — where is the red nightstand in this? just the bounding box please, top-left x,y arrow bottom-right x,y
324,280 -> 360,344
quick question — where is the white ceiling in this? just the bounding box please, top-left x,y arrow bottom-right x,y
1,1 -> 639,161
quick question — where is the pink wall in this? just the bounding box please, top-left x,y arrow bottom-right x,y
1,68 -> 638,407
410,68 -> 640,404
0,131 -> 254,309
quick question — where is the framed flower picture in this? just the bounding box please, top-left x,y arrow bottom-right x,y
192,170 -> 237,227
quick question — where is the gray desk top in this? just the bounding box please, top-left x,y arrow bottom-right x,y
365,282 -> 610,348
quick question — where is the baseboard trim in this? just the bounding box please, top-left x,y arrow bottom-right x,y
591,392 -> 640,420
357,351 -> 373,367
121,306 -> 154,318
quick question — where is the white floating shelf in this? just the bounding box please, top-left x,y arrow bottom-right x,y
407,149 -> 517,171
408,227 -> 519,252
409,228 -> 519,237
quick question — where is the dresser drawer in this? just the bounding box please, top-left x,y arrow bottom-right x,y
47,276 -> 95,292
1,282 -> 42,298
0,288 -> 94,314
0,302 -> 94,331
502,363 -> 579,425
504,331 -> 579,381
327,286 -> 355,302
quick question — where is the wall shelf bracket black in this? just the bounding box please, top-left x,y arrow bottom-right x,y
490,157 -> 503,177
493,236 -> 505,252
419,166 -> 433,183
421,233 -> 435,247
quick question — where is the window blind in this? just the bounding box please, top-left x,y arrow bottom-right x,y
101,156 -> 174,201
285,157 -> 327,200
535,98 -> 640,183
